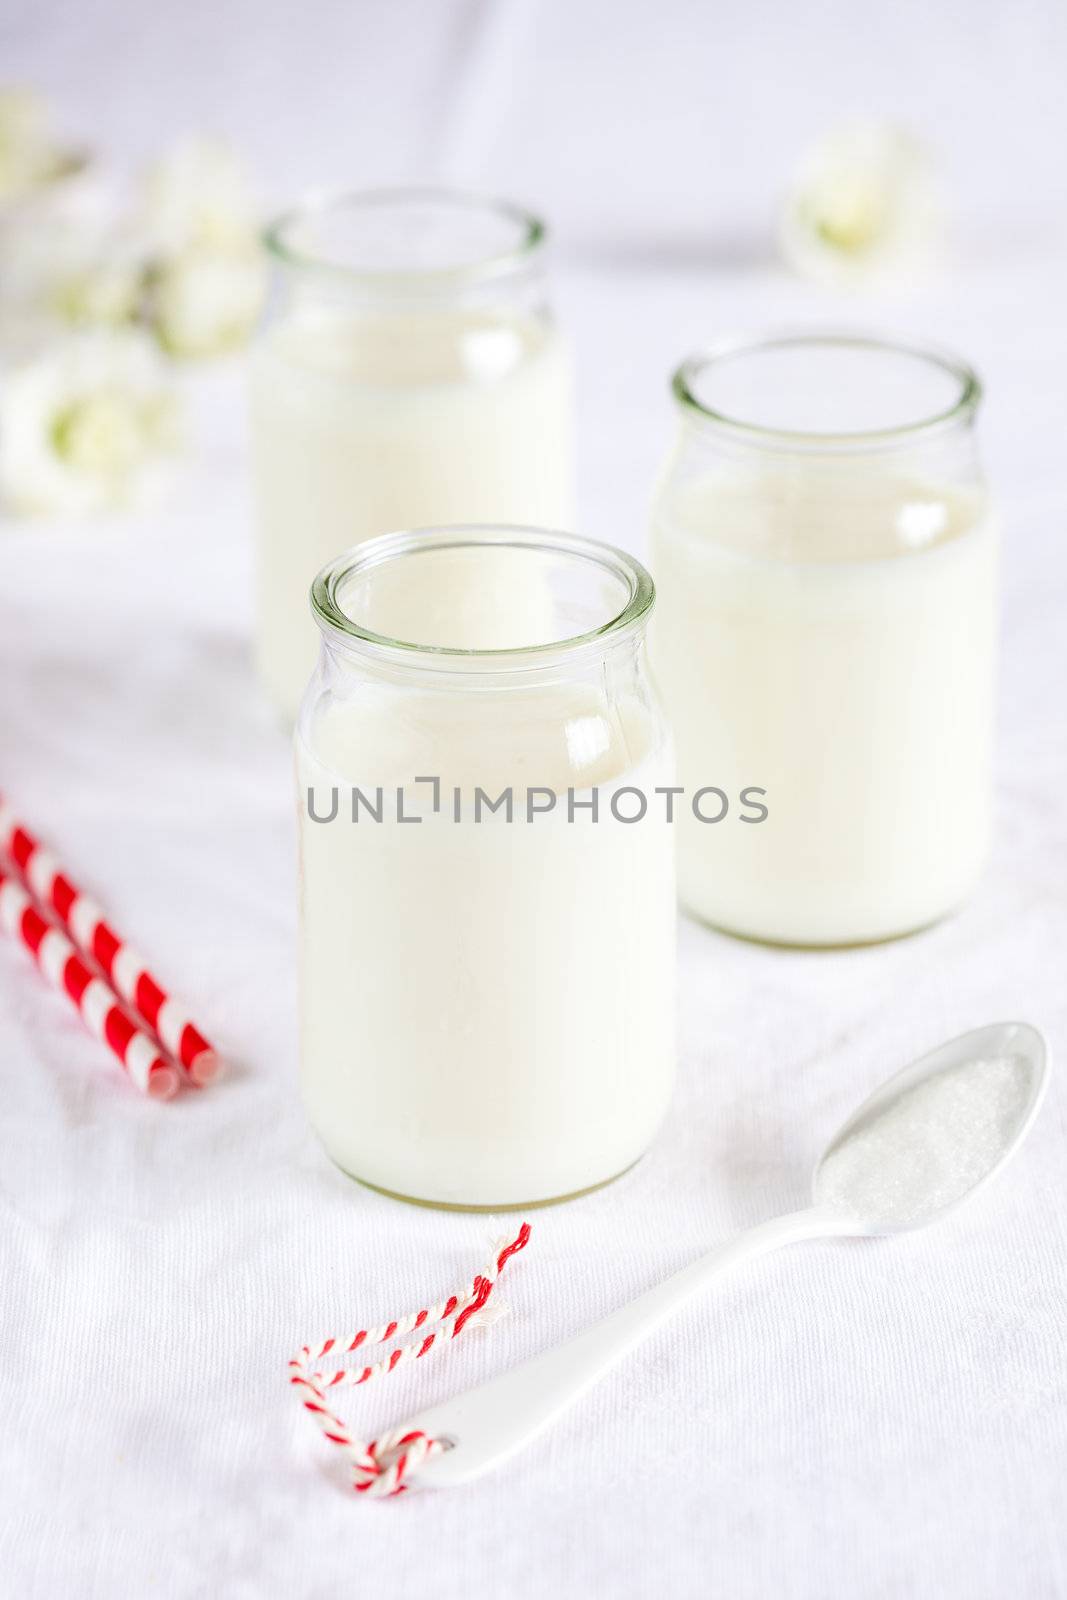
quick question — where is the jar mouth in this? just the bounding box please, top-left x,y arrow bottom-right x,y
310,526 -> 655,670
264,187 -> 546,291
673,330 -> 981,451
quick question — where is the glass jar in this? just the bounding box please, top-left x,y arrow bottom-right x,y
296,526 -> 676,1209
250,188 -> 574,720
649,332 -> 996,947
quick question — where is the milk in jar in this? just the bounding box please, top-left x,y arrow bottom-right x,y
296,529 -> 677,1208
650,335 -> 997,946
250,191 -> 574,719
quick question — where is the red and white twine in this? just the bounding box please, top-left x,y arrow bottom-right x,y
0,797 -> 217,1085
290,1223 -> 532,1498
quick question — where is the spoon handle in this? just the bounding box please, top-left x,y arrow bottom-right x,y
410,1203 -> 853,1489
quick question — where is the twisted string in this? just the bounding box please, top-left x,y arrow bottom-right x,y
290,1223 -> 531,1497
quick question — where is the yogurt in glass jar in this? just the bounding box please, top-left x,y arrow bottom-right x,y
250,189 -> 574,720
650,333 -> 997,946
296,528 -> 677,1208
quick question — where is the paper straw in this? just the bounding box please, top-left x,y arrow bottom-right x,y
0,798 -> 218,1085
0,869 -> 180,1100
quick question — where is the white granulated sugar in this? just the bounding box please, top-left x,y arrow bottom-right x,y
815,1055 -> 1033,1226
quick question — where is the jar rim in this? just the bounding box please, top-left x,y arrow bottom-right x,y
263,186 -> 546,290
310,526 -> 655,671
672,330 -> 982,451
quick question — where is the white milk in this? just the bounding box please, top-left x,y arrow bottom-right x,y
297,684 -> 676,1207
650,470 -> 998,945
249,310 -> 573,718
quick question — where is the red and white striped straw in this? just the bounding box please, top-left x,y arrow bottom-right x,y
0,869 -> 180,1100
0,798 -> 218,1086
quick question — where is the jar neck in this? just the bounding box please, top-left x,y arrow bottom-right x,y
307,527 -> 656,692
315,629 -> 646,694
274,259 -> 553,323
264,188 -> 552,320
670,332 -> 983,483
673,409 -> 983,484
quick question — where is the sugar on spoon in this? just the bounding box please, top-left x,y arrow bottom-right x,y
405,1021 -> 1049,1490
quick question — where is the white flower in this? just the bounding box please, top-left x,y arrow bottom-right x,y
134,134 -> 266,358
151,243 -> 266,358
0,331 -> 181,516
0,87 -> 84,204
781,122 -> 944,289
51,250 -> 145,328
139,134 -> 260,254
0,210 -> 145,344
0,130 -> 266,366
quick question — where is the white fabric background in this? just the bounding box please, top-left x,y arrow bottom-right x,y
1,3 -> 1066,1596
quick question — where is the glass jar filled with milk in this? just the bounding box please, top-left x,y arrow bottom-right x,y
250,189 -> 574,719
297,527 -> 676,1208
650,333 -> 996,947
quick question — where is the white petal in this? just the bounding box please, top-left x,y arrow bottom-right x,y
781,121 -> 944,290
0,330 -> 182,517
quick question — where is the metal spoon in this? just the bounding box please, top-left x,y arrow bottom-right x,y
408,1021 -> 1049,1490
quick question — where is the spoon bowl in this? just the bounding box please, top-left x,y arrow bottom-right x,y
813,1021 -> 1049,1235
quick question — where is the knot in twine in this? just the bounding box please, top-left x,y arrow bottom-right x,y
289,1222 -> 531,1498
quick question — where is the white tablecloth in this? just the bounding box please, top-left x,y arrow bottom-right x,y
2,4 -> 1066,1596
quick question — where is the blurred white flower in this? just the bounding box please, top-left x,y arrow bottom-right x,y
0,331 -> 181,516
0,123 -> 265,389
151,243 -> 266,359
51,251 -> 145,328
139,134 -> 260,254
0,211 -> 146,345
0,88 -> 84,204
781,122 -> 943,289
134,134 -> 266,358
